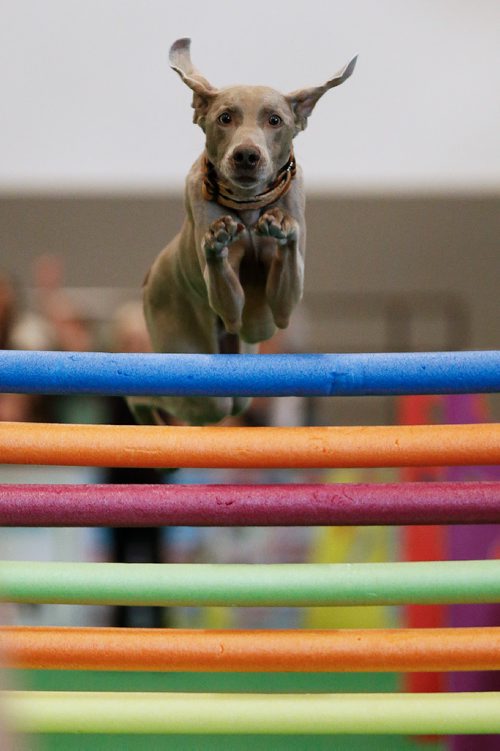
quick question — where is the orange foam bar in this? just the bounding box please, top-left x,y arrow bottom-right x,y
0,422 -> 498,467
2,626 -> 500,672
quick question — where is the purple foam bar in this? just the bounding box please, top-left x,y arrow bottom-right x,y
0,482 -> 499,527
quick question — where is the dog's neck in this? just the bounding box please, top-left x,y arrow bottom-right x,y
202,150 -> 296,213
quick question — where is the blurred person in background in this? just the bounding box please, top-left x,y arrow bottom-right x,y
0,269 -> 50,424
0,275 -> 30,748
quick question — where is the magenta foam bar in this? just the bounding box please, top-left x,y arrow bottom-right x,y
0,482 -> 498,527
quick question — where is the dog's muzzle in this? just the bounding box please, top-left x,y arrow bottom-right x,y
202,150 -> 296,212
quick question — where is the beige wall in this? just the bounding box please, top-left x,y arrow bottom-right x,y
1,193 -> 498,350
1,192 -> 498,424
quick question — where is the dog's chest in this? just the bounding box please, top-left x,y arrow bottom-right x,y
238,209 -> 261,227
236,209 -> 277,267
236,230 -> 276,277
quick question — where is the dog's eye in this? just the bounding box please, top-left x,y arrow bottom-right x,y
268,114 -> 282,127
218,112 -> 233,125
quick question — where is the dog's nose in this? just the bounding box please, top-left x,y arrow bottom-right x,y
232,146 -> 261,170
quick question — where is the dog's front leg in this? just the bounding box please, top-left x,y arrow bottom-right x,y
202,215 -> 246,334
256,207 -> 304,329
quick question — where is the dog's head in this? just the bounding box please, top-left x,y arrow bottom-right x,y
169,38 -> 356,196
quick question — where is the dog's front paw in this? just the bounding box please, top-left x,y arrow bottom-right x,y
254,207 -> 298,246
203,216 -> 245,262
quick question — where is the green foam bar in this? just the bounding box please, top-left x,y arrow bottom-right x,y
3,691 -> 500,735
1,560 -> 499,606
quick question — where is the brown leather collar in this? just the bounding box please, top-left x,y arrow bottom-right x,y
202,150 -> 296,212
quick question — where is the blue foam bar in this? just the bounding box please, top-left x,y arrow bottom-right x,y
0,350 -> 499,397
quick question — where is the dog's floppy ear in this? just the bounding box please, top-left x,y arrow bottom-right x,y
169,38 -> 217,129
286,55 -> 357,133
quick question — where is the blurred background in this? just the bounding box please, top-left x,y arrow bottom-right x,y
0,2 -> 499,750
1,0 -> 499,420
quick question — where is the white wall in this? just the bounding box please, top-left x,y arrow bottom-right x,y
1,0 -> 499,193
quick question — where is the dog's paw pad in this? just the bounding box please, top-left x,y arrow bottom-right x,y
204,216 -> 244,260
255,209 -> 297,245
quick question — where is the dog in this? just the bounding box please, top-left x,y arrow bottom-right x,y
129,38 -> 356,426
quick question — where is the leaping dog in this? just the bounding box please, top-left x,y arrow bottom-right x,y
130,38 -> 356,425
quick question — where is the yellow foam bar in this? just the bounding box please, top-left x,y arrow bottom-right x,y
3,691 -> 500,735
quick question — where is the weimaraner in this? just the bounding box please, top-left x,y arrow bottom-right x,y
130,38 -> 356,425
